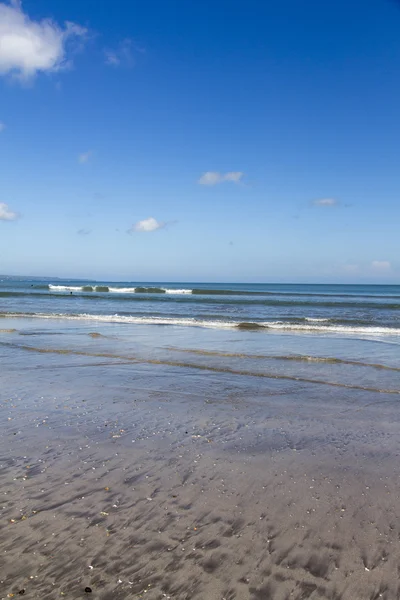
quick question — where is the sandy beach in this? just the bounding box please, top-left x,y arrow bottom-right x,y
1,321 -> 400,600
2,0 -> 400,593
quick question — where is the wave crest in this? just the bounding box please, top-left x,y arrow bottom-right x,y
1,311 -> 399,335
48,284 -> 192,295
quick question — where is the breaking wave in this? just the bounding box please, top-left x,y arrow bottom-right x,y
48,284 -> 192,295
1,311 -> 399,335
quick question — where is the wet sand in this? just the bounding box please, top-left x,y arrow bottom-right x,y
1,330 -> 400,599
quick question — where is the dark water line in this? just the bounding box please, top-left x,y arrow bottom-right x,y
192,288 -> 400,299
166,347 -> 400,372
1,341 -> 399,395
1,292 -> 400,310
32,284 -> 400,299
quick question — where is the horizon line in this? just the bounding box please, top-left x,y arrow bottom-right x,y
0,274 -> 398,286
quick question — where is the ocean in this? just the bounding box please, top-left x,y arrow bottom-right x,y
1,277 -> 399,396
1,278 -> 400,334
1,278 -> 400,597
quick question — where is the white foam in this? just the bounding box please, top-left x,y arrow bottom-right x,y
305,317 -> 329,322
109,287 -> 192,294
3,312 -> 400,335
5,312 -> 234,330
49,285 -> 82,292
262,321 -> 399,335
108,287 -> 137,293
49,284 -> 193,294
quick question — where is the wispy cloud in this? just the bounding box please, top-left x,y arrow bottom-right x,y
78,151 -> 92,164
0,0 -> 87,82
77,228 -> 91,235
313,198 -> 338,207
0,202 -> 18,221
198,171 -> 244,186
342,264 -> 359,273
129,217 -> 165,233
0,122 -> 5,132
104,39 -> 136,68
371,260 -> 391,272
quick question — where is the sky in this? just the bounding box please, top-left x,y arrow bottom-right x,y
0,0 -> 400,283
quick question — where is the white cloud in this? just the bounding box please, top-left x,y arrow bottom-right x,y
130,217 -> 165,232
371,260 -> 391,271
0,202 -> 18,220
78,151 -> 91,164
0,122 -> 5,132
104,51 -> 120,67
313,198 -> 338,207
0,1 -> 87,81
198,171 -> 244,186
104,39 -> 134,67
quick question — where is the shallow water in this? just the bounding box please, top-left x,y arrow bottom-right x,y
1,297 -> 400,598
1,315 -> 399,393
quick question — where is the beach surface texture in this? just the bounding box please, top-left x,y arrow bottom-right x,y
1,280 -> 400,599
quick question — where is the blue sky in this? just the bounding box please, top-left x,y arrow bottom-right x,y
0,0 -> 399,283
